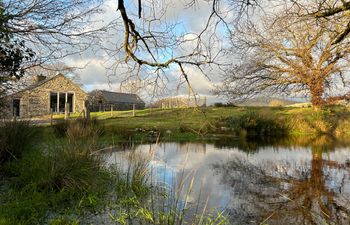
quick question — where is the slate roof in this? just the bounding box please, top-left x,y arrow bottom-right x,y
98,90 -> 145,104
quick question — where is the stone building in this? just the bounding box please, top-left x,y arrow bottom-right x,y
3,74 -> 87,118
89,90 -> 145,111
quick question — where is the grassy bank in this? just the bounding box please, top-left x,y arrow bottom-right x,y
49,106 -> 350,143
0,119 -> 229,225
0,119 -> 118,224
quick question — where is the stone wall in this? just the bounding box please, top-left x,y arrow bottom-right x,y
0,96 -> 13,119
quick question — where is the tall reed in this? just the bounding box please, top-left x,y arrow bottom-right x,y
109,150 -> 229,225
0,120 -> 39,162
13,119 -> 107,191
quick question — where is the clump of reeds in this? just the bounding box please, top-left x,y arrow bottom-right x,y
13,144 -> 108,192
66,118 -> 103,155
13,119 -> 107,192
114,150 -> 151,199
0,120 -> 39,162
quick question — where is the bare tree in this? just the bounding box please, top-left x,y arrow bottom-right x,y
0,0 -> 109,93
216,3 -> 350,106
109,0 -> 259,96
308,0 -> 350,44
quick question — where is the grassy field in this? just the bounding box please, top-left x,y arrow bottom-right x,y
51,106 -> 350,143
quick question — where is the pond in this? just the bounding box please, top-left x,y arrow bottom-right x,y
105,136 -> 350,224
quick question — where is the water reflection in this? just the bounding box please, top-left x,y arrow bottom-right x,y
105,136 -> 350,224
213,136 -> 350,224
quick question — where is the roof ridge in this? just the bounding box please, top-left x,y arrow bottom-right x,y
100,90 -> 136,95
95,90 -> 145,104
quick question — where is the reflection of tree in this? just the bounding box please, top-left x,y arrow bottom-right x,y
212,137 -> 350,224
213,135 -> 350,154
212,136 -> 283,153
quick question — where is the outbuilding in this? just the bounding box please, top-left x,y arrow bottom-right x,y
89,90 -> 145,112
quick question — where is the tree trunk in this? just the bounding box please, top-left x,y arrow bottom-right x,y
309,80 -> 325,107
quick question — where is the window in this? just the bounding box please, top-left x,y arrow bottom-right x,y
50,92 -> 74,113
50,93 -> 57,112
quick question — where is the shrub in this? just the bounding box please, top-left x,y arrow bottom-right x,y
104,126 -> 135,141
224,109 -> 288,137
0,120 -> 39,162
213,102 -> 236,107
179,124 -> 190,133
214,102 -> 224,107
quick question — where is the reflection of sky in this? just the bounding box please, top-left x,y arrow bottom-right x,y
105,142 -> 350,214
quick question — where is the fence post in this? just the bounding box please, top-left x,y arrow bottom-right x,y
64,102 -> 69,120
50,109 -> 53,126
84,100 -> 91,121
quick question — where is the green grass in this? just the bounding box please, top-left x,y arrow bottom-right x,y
70,106 -> 350,142
44,106 -> 350,145
101,108 -> 240,135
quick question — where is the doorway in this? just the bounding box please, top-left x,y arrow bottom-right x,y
13,99 -> 20,117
